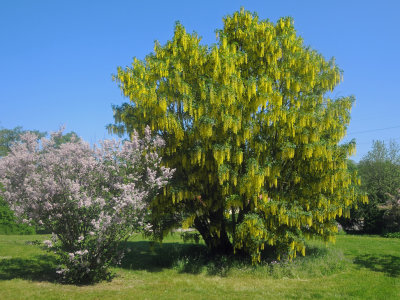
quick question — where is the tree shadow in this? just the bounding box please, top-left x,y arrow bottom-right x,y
120,240 -> 245,276
120,240 -> 336,277
353,254 -> 400,277
121,241 -> 207,272
302,244 -> 330,258
0,255 -> 57,282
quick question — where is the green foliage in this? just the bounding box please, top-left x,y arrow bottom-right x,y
180,231 -> 201,244
383,232 -> 400,238
359,141 -> 400,203
108,8 -> 365,262
0,196 -> 35,235
354,140 -> 400,233
52,131 -> 80,147
382,189 -> 400,233
0,126 -> 46,157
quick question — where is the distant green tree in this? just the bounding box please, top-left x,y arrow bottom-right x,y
357,140 -> 400,233
0,126 -> 46,157
382,188 -> 400,233
0,196 -> 36,234
52,131 -> 80,147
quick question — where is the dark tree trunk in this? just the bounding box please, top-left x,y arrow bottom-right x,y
193,210 -> 233,255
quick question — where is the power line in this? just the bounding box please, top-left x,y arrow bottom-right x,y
342,136 -> 400,146
347,125 -> 400,136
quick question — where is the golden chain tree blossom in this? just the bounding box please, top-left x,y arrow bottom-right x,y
108,8 -> 367,262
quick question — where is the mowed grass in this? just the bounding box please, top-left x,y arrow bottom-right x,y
0,233 -> 399,299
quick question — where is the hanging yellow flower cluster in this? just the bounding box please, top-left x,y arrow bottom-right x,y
109,8 -> 366,262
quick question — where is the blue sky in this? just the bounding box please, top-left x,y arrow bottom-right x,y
1,0 -> 399,161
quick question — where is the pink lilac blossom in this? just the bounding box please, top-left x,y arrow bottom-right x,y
0,126 -> 174,283
43,240 -> 53,248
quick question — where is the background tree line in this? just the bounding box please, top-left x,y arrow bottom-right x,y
339,140 -> 400,234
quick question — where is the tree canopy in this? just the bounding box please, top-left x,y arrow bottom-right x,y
0,126 -> 46,157
356,140 -> 400,233
359,140 -> 400,204
108,8 -> 366,262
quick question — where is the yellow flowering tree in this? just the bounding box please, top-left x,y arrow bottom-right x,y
108,8 -> 366,262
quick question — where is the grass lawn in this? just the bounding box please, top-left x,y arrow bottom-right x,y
0,233 -> 399,299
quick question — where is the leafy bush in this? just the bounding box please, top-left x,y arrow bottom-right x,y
0,197 -> 35,234
358,141 -> 400,234
383,232 -> 400,238
0,127 -> 173,284
381,189 -> 400,233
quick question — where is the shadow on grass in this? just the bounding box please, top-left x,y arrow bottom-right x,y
0,255 -> 57,282
121,240 -> 247,276
122,241 -> 206,272
302,243 -> 330,258
120,240 -> 333,277
353,254 -> 400,277
0,239 -> 344,282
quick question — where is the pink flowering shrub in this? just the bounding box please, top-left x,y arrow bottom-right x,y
0,127 -> 174,283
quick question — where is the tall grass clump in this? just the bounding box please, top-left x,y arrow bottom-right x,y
167,235 -> 349,278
